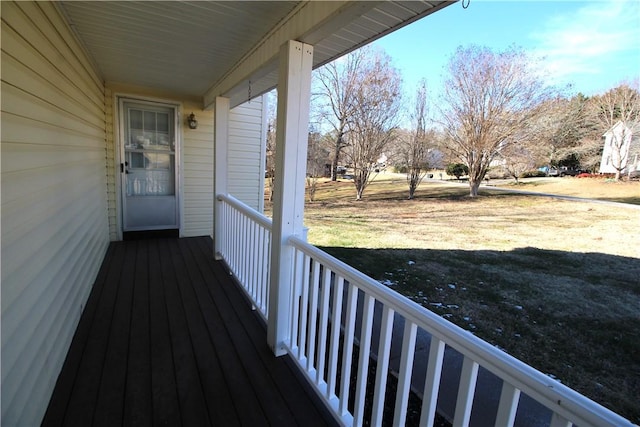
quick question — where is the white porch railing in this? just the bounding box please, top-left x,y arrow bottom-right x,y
216,194 -> 634,427
216,194 -> 272,319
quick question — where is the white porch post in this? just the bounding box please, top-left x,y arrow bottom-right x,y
214,96 -> 230,260
267,40 -> 313,356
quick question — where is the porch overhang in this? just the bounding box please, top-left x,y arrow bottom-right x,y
202,1 -> 453,108
57,1 -> 454,109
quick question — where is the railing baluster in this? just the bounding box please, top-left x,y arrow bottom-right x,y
393,320 -> 417,426
256,226 -> 264,308
494,382 -> 520,427
223,202 -> 228,257
550,413 -> 572,427
257,225 -> 262,303
246,217 -> 251,284
260,230 -> 267,314
236,211 -> 241,273
237,211 -> 242,274
262,229 -> 273,318
353,294 -> 375,425
339,283 -> 358,416
248,218 -> 253,289
306,260 -> 321,373
316,266 -> 332,384
218,202 -> 225,257
420,337 -> 445,427
231,209 -> 236,269
225,202 -> 230,258
229,210 -> 235,268
453,356 -> 479,427
289,247 -> 304,353
248,217 -> 252,287
371,306 -> 395,426
242,215 -> 248,284
298,254 -> 311,361
228,208 -> 233,265
252,221 -> 258,300
232,209 -> 238,271
326,276 -> 345,400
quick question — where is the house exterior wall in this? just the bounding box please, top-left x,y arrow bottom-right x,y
1,2 -> 110,426
228,96 -> 267,212
599,121 -> 640,174
182,100 -> 215,237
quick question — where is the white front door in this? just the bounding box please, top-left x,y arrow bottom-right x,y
120,100 -> 179,231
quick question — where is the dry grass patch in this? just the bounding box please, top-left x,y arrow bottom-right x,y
490,175 -> 640,204
265,176 -> 640,422
305,181 -> 638,257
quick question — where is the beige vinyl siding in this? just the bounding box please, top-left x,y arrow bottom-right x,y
1,2 -> 108,426
228,96 -> 267,211
182,97 -> 266,237
182,101 -> 214,237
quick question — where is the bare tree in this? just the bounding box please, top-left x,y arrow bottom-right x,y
533,94 -> 599,173
314,49 -> 365,181
500,139 -> 537,184
574,136 -> 604,173
344,49 -> 403,200
534,97 -> 576,172
306,129 -> 329,202
591,82 -> 640,180
439,45 -> 553,196
264,91 -> 277,202
402,80 -> 436,199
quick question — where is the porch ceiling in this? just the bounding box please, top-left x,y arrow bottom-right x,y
59,1 -> 453,107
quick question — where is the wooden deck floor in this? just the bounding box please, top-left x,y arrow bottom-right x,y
43,236 -> 337,427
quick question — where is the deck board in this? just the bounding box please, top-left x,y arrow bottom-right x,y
93,241 -> 137,427
147,240 -> 181,427
124,239 -> 152,427
176,238 -> 268,426
43,236 -> 337,427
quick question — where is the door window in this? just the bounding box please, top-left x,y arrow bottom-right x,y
125,106 -> 175,197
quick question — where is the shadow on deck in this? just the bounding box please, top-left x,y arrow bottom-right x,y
42,236 -> 336,426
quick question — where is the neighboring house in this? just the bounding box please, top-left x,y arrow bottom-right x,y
599,120 -> 640,176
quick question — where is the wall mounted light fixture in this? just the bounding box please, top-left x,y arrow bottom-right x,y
187,112 -> 198,129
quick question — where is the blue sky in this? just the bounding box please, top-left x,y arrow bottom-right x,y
371,0 -> 640,98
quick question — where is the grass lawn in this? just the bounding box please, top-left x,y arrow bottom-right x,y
268,174 -> 640,423
488,175 -> 640,205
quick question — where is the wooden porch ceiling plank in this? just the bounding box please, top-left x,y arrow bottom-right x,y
92,241 -> 139,427
123,239 -> 152,427
41,243 -> 117,426
173,238 -> 268,426
203,1 -> 380,109
157,239 -> 212,426
163,238 -> 242,425
191,237 -> 338,426
146,240 -> 181,427
179,237 -> 299,425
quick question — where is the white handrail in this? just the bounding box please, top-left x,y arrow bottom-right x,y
217,194 -> 272,230
287,235 -> 634,427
